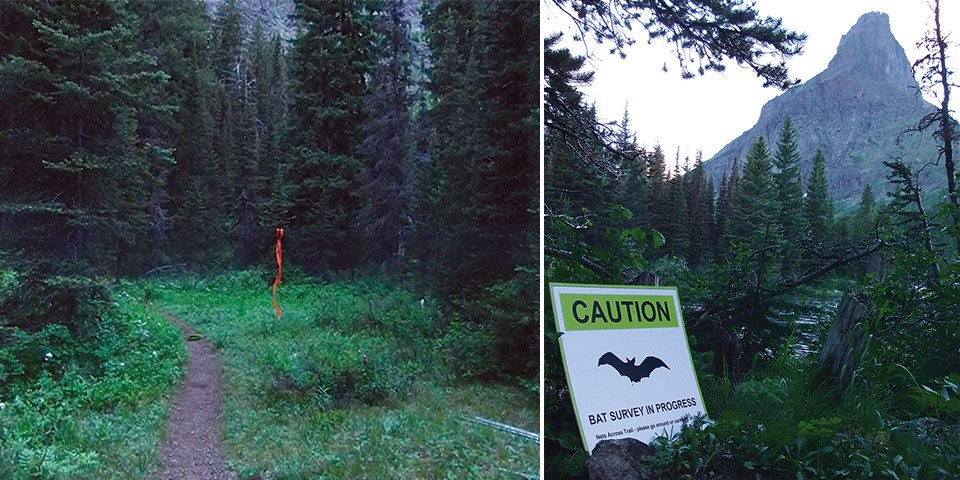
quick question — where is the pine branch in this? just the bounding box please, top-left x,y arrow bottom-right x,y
544,245 -> 615,280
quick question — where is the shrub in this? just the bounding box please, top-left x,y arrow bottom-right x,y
440,320 -> 497,379
262,331 -> 416,408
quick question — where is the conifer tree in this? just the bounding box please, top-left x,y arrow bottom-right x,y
151,0 -> 233,269
551,0 -> 806,89
685,153 -> 712,266
716,158 -> 743,255
614,106 -> 637,153
705,177 -> 717,261
356,0 -> 414,268
612,107 -> 650,230
0,0 -> 170,275
714,170 -> 732,255
663,163 -> 689,257
126,0 -> 220,271
804,148 -> 834,244
422,0 -> 538,375
256,33 -> 292,232
729,137 -> 779,254
772,117 -> 806,276
251,29 -> 288,217
422,0 -> 537,294
544,38 -> 618,262
885,160 -> 933,246
647,145 -> 671,234
286,0 -> 380,271
852,184 -> 877,239
207,0 -> 268,266
167,54 -> 229,268
914,0 -> 957,248
231,20 -> 269,266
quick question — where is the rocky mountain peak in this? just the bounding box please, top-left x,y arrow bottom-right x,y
822,12 -> 916,88
704,11 -> 940,211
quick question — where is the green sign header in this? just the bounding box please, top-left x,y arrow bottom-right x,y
556,291 -> 679,331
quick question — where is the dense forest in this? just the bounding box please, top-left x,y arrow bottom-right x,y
0,0 -> 537,372
546,0 -> 959,478
0,0 -> 537,477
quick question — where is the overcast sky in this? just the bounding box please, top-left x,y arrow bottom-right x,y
542,0 -> 959,164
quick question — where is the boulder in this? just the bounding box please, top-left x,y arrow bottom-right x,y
586,438 -> 656,480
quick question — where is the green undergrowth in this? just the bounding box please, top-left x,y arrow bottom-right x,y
642,346 -> 960,480
145,270 -> 539,479
0,282 -> 186,479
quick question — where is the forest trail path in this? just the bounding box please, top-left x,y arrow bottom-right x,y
153,312 -> 236,480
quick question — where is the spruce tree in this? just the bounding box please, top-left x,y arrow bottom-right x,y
714,170 -> 732,256
286,0 -> 380,271
544,39 -> 617,264
257,33 -> 292,232
663,163 -> 689,257
127,0 -> 221,271
212,0 -> 244,78
421,0 -> 537,296
647,144 -> 670,231
612,106 -> 650,231
851,184 -> 877,239
729,137 -> 778,253
685,153 -> 711,266
0,0 -> 170,275
772,117 -> 806,277
804,148 -> 834,244
704,177 -> 717,261
356,0 -> 414,268
151,0 -> 232,269
551,0 -> 806,89
251,30 -> 289,225
422,0 -> 538,375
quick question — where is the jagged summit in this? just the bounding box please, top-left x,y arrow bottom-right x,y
822,12 -> 916,87
704,12 -> 940,210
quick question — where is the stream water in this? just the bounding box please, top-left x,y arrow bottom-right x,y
769,291 -> 844,357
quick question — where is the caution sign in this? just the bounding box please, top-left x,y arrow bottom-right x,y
550,283 -> 707,452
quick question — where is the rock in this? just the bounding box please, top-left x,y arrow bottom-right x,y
586,438 -> 657,480
823,12 -> 916,87
893,416 -> 960,446
705,12 -> 941,211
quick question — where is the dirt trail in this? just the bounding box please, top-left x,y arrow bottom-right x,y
153,313 -> 236,480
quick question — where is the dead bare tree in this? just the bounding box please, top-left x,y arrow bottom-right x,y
913,0 -> 959,250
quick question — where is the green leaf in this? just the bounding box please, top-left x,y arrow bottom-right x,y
652,230 -> 666,249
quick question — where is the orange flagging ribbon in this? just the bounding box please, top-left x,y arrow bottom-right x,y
273,228 -> 284,318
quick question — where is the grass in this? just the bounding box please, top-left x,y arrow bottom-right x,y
145,270 -> 539,479
0,286 -> 186,479
647,329 -> 960,480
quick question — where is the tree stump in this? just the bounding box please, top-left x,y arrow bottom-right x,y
814,292 -> 871,395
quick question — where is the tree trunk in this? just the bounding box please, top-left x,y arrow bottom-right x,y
814,292 -> 871,396
713,316 -> 743,384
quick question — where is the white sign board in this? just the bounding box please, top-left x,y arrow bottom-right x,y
550,283 -> 707,453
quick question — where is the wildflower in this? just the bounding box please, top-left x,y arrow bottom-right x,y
44,352 -> 53,361
0,402 -> 5,410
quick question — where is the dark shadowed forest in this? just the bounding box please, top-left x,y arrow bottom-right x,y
0,0 -> 538,477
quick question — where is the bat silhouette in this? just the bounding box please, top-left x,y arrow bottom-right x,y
598,352 -> 670,383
